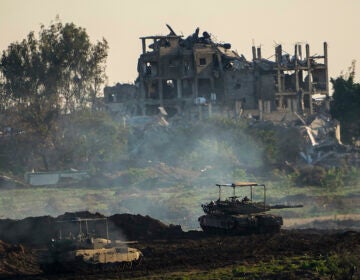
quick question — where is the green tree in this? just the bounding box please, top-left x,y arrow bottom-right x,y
0,18 -> 109,170
1,18 -> 108,112
330,60 -> 360,143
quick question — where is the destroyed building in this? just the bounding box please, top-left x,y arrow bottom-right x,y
105,25 -> 329,120
103,26 -> 360,168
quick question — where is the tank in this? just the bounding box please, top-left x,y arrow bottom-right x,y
40,218 -> 142,273
198,182 -> 302,234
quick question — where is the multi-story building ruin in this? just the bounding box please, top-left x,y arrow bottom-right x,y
105,25 -> 329,120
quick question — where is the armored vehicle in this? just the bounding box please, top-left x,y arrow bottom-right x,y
41,218 -> 142,272
198,182 -> 302,234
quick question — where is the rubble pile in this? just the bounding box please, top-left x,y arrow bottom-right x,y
296,112 -> 345,166
126,107 -> 360,172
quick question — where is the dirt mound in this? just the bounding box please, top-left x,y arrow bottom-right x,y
56,211 -> 105,220
0,216 -> 56,247
0,211 -> 183,247
109,213 -> 182,240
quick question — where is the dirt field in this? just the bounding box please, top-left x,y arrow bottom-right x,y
0,213 -> 359,279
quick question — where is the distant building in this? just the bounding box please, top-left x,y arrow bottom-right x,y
105,25 -> 329,120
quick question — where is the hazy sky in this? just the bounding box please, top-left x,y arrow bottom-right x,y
1,0 -> 359,88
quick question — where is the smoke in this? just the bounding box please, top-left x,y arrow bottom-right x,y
0,118 -> 286,229
130,118 -> 264,175
1,116 -> 359,232
99,117 -> 269,229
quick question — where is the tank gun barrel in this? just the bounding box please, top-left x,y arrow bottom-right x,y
269,204 -> 303,209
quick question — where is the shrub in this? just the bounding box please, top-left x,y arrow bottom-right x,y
321,167 -> 344,190
344,166 -> 360,186
297,165 -> 327,186
296,166 -> 346,190
326,252 -> 360,279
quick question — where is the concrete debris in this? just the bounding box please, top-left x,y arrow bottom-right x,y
158,106 -> 168,116
194,97 -> 207,105
303,126 -> 318,146
295,113 -> 348,166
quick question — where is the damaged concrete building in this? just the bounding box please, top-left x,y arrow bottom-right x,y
105,25 -> 329,120
103,26 -> 360,168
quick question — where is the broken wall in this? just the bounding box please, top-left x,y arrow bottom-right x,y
160,55 -> 182,77
257,74 -> 276,101
194,45 -> 216,77
158,37 -> 181,55
223,71 -> 256,109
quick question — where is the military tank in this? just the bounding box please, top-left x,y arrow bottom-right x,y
40,217 -> 142,273
198,182 -> 302,234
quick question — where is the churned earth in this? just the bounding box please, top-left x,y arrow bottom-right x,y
0,212 -> 359,280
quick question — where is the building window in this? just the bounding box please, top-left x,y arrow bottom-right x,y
199,58 -> 207,66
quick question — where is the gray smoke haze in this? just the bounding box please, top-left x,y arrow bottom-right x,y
1,117 -> 359,232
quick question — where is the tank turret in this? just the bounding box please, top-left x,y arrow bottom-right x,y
198,182 -> 302,234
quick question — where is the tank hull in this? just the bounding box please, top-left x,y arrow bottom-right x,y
51,246 -> 142,263
40,246 -> 142,273
198,213 -> 283,234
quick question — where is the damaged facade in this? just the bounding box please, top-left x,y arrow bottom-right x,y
105,25 -> 329,120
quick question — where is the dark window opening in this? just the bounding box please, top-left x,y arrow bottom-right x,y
199,58 -> 207,66
184,61 -> 190,73
275,99 -> 280,108
144,62 -> 158,77
147,81 -> 159,100
213,54 -> 219,67
164,80 -> 176,99
143,62 -> 151,76
182,79 -> 193,98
